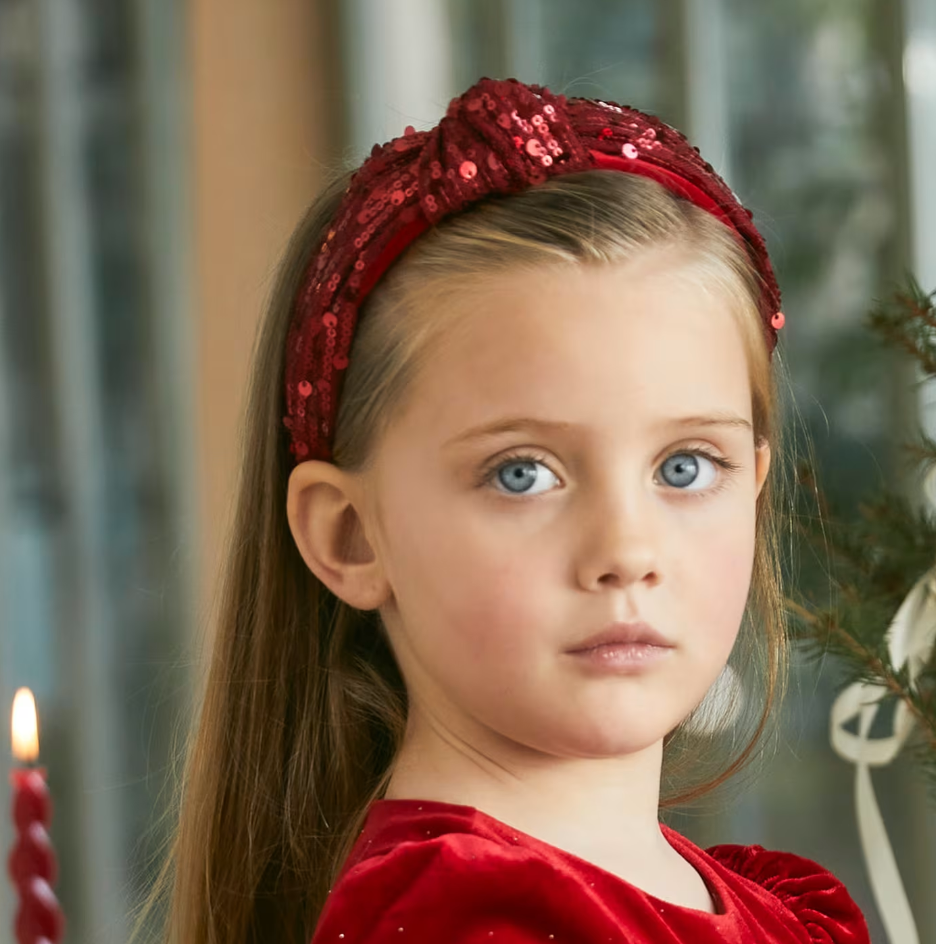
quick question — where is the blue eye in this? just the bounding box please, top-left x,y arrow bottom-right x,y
660,452 -> 714,490
489,454 -> 559,496
481,449 -> 741,498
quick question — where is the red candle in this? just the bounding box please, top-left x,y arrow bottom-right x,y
8,689 -> 64,944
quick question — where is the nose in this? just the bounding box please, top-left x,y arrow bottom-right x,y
574,486 -> 661,591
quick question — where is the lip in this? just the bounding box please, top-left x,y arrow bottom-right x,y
566,621 -> 674,653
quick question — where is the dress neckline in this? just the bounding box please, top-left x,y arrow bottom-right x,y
367,797 -> 733,921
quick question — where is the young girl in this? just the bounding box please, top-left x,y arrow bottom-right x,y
159,77 -> 870,943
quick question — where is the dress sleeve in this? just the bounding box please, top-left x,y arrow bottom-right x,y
311,835 -> 587,944
706,843 -> 871,944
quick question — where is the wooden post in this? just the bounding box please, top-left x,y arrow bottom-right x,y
188,0 -> 341,633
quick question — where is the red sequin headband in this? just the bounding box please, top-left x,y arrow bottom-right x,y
283,77 -> 784,465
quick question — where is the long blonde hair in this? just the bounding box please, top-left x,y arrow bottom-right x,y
148,170 -> 790,943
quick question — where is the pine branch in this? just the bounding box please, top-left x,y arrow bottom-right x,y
901,432 -> 936,467
786,597 -> 936,757
789,277 -> 936,800
865,275 -> 936,375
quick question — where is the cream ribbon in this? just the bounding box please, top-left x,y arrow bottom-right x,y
829,566 -> 936,944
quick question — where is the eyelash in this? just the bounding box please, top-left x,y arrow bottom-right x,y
478,448 -> 743,499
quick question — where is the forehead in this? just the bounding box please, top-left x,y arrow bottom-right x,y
388,250 -> 753,448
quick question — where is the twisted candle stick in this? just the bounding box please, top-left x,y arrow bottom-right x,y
8,768 -> 64,944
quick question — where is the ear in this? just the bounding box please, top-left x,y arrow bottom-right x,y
286,460 -> 392,611
754,439 -> 771,499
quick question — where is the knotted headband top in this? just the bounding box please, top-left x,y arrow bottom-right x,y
283,77 -> 784,465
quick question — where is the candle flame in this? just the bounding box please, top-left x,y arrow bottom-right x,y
11,688 -> 39,762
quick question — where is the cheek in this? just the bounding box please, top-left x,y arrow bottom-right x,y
688,507 -> 757,645
381,489 -> 551,662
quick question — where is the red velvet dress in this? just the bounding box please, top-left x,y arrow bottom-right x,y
311,798 -> 870,943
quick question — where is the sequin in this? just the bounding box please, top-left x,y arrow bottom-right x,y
323,313 -> 338,328
298,380 -> 312,397
283,76 -> 783,465
771,311 -> 786,329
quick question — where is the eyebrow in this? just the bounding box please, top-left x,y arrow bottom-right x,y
443,411 -> 753,449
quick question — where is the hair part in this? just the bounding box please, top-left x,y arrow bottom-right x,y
146,170 -> 790,944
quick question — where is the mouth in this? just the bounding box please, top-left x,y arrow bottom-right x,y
566,621 -> 674,653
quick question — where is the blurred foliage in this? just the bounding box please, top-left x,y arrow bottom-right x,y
789,279 -> 936,798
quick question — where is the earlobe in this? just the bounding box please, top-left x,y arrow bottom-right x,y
286,460 -> 391,611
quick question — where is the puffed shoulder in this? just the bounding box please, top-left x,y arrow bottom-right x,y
706,843 -> 870,944
311,833 -> 582,943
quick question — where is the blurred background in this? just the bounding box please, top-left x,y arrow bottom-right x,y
1,0 -> 935,941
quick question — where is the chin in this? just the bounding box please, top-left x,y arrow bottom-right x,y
526,720 -> 672,760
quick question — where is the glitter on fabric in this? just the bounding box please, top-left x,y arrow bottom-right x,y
283,77 -> 783,465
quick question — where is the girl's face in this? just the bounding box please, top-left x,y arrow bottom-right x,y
363,247 -> 771,763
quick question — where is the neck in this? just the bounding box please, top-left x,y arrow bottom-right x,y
383,708 -> 670,862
